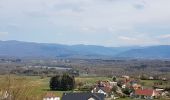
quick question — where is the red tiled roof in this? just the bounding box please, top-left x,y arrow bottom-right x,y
135,89 -> 154,96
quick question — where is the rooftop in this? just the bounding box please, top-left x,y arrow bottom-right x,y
62,92 -> 105,100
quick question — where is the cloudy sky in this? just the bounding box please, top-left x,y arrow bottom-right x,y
0,0 -> 170,47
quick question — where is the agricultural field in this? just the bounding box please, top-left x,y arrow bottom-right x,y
0,75 -> 71,99
0,75 -> 112,99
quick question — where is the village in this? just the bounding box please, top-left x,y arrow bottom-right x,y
0,65 -> 170,100
0,59 -> 170,100
42,74 -> 170,100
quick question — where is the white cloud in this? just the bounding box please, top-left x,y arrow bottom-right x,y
0,0 -> 170,46
118,36 -> 138,41
1,0 -> 170,27
117,32 -> 162,46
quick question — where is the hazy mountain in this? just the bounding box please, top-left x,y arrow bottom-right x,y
0,40 -> 170,59
117,45 -> 170,59
0,40 -> 128,58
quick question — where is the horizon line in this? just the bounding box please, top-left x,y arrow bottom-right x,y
0,39 -> 169,48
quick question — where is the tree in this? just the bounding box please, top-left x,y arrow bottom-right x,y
140,74 -> 148,80
122,87 -> 134,95
61,74 -> 75,91
112,86 -> 118,92
112,76 -> 117,82
117,80 -> 123,87
50,75 -> 61,90
49,74 -> 75,91
76,81 -> 84,90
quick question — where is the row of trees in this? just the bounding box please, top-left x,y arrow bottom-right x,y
50,74 -> 75,91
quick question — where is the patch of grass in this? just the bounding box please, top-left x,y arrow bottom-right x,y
140,79 -> 170,89
76,76 -> 112,84
118,97 -> 135,100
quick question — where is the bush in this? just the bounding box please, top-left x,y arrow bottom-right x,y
122,87 -> 134,95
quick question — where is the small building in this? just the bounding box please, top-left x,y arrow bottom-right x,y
122,75 -> 130,80
132,83 -> 142,90
62,93 -> 105,100
43,92 -> 60,100
121,84 -> 126,89
162,91 -> 169,97
109,81 -> 117,87
162,78 -> 167,81
149,76 -> 154,80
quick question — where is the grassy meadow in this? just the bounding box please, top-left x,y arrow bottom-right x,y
0,75 -> 112,100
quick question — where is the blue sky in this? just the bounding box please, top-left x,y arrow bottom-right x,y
0,0 -> 170,47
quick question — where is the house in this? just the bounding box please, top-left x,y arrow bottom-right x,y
149,76 -> 154,80
91,86 -> 112,97
122,75 -> 130,82
97,81 -> 112,88
121,84 -> 126,89
120,78 -> 140,90
132,83 -> 142,90
162,78 -> 167,81
162,91 -> 169,98
43,92 -> 60,100
133,89 -> 159,99
91,81 -> 112,97
109,81 -> 117,87
62,93 -> 105,100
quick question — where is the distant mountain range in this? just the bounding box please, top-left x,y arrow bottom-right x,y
0,40 -> 170,59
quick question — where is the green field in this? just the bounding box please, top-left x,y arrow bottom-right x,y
0,75 -> 112,99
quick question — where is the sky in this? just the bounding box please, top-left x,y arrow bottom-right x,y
0,0 -> 170,47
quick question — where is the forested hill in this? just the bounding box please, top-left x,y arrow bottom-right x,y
0,40 -> 170,59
